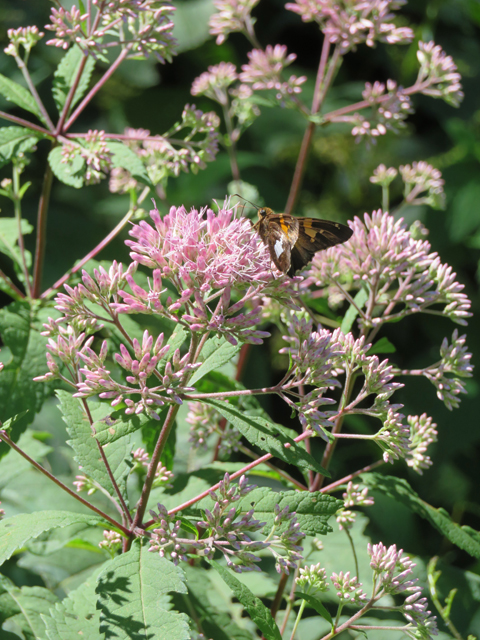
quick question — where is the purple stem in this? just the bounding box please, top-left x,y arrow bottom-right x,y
0,110 -> 52,137
0,430 -> 130,535
41,207 -> 135,299
64,46 -> 131,132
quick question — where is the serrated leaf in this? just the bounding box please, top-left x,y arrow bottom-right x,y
96,541 -> 190,640
0,217 -> 33,272
197,487 -> 342,536
242,489 -> 341,536
48,145 -> 85,188
362,473 -> 480,559
190,335 -> 241,385
52,45 -> 95,113
208,559 -> 282,640
204,399 -> 330,477
0,73 -> 49,126
41,567 -> 104,640
107,141 -> 152,187
0,301 -> 54,456
367,337 -> 396,355
0,126 -> 41,168
0,576 -> 57,640
340,288 -> 368,334
0,511 -> 104,567
296,591 -> 333,626
93,410 -> 157,446
57,390 -> 132,498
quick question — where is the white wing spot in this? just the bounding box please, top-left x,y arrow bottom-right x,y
274,239 -> 285,258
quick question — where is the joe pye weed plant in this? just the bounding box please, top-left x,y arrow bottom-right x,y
0,0 -> 476,638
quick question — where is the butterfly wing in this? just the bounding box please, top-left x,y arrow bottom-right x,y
288,218 -> 353,276
255,213 -> 299,274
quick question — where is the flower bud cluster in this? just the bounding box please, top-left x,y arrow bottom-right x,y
308,210 -> 471,327
400,161 -> 445,210
75,330 -> 199,418
406,414 -> 437,474
343,482 -> 374,508
61,130 -> 113,186
286,0 -> 414,52
370,163 -> 398,188
368,543 -> 438,636
416,41 -> 463,107
186,401 -> 242,457
209,0 -> 260,44
149,475 -> 305,574
295,562 -> 329,595
239,45 -> 307,105
99,529 -> 123,553
45,1 -> 177,63
191,64 -> 260,140
110,108 -> 220,193
132,447 -> 174,488
423,330 -> 473,410
4,26 -> 44,58
331,570 -> 368,604
350,80 -> 413,142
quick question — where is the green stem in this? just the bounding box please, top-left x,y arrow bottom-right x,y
290,599 -> 306,640
15,55 -> 55,131
12,164 -> 33,296
222,101 -> 241,182
32,148 -> 55,298
0,269 -> 25,299
0,430 -> 129,535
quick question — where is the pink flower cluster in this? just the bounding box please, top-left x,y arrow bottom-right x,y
285,0 -> 414,52
308,210 -> 471,327
45,0 -> 177,62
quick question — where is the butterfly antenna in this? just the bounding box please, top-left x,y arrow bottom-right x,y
231,193 -> 260,210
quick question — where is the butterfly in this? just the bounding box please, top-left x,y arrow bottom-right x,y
235,196 -> 353,277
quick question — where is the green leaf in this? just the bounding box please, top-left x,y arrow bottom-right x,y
367,337 -> 396,355
41,568 -> 104,640
0,301 -> 54,456
196,487 -> 341,536
57,390 -> 132,498
107,141 -> 153,188
183,565 -> 254,640
48,145 -> 85,188
0,511 -> 104,567
0,126 -> 41,168
161,326 -> 188,363
204,399 -> 330,477
96,541 -> 190,640
362,474 -> 480,559
340,288 -> 368,334
93,410 -> 157,446
296,591 -> 333,626
240,489 -> 341,536
0,73 -> 49,126
190,335 -> 241,385
208,559 -> 282,640
0,216 -> 33,273
0,429 -> 52,489
52,45 -> 95,113
0,576 -> 57,640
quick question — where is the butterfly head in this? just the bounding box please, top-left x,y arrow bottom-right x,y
257,207 -> 274,220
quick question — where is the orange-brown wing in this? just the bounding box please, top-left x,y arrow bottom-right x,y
255,214 -> 299,274
289,218 -> 352,276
